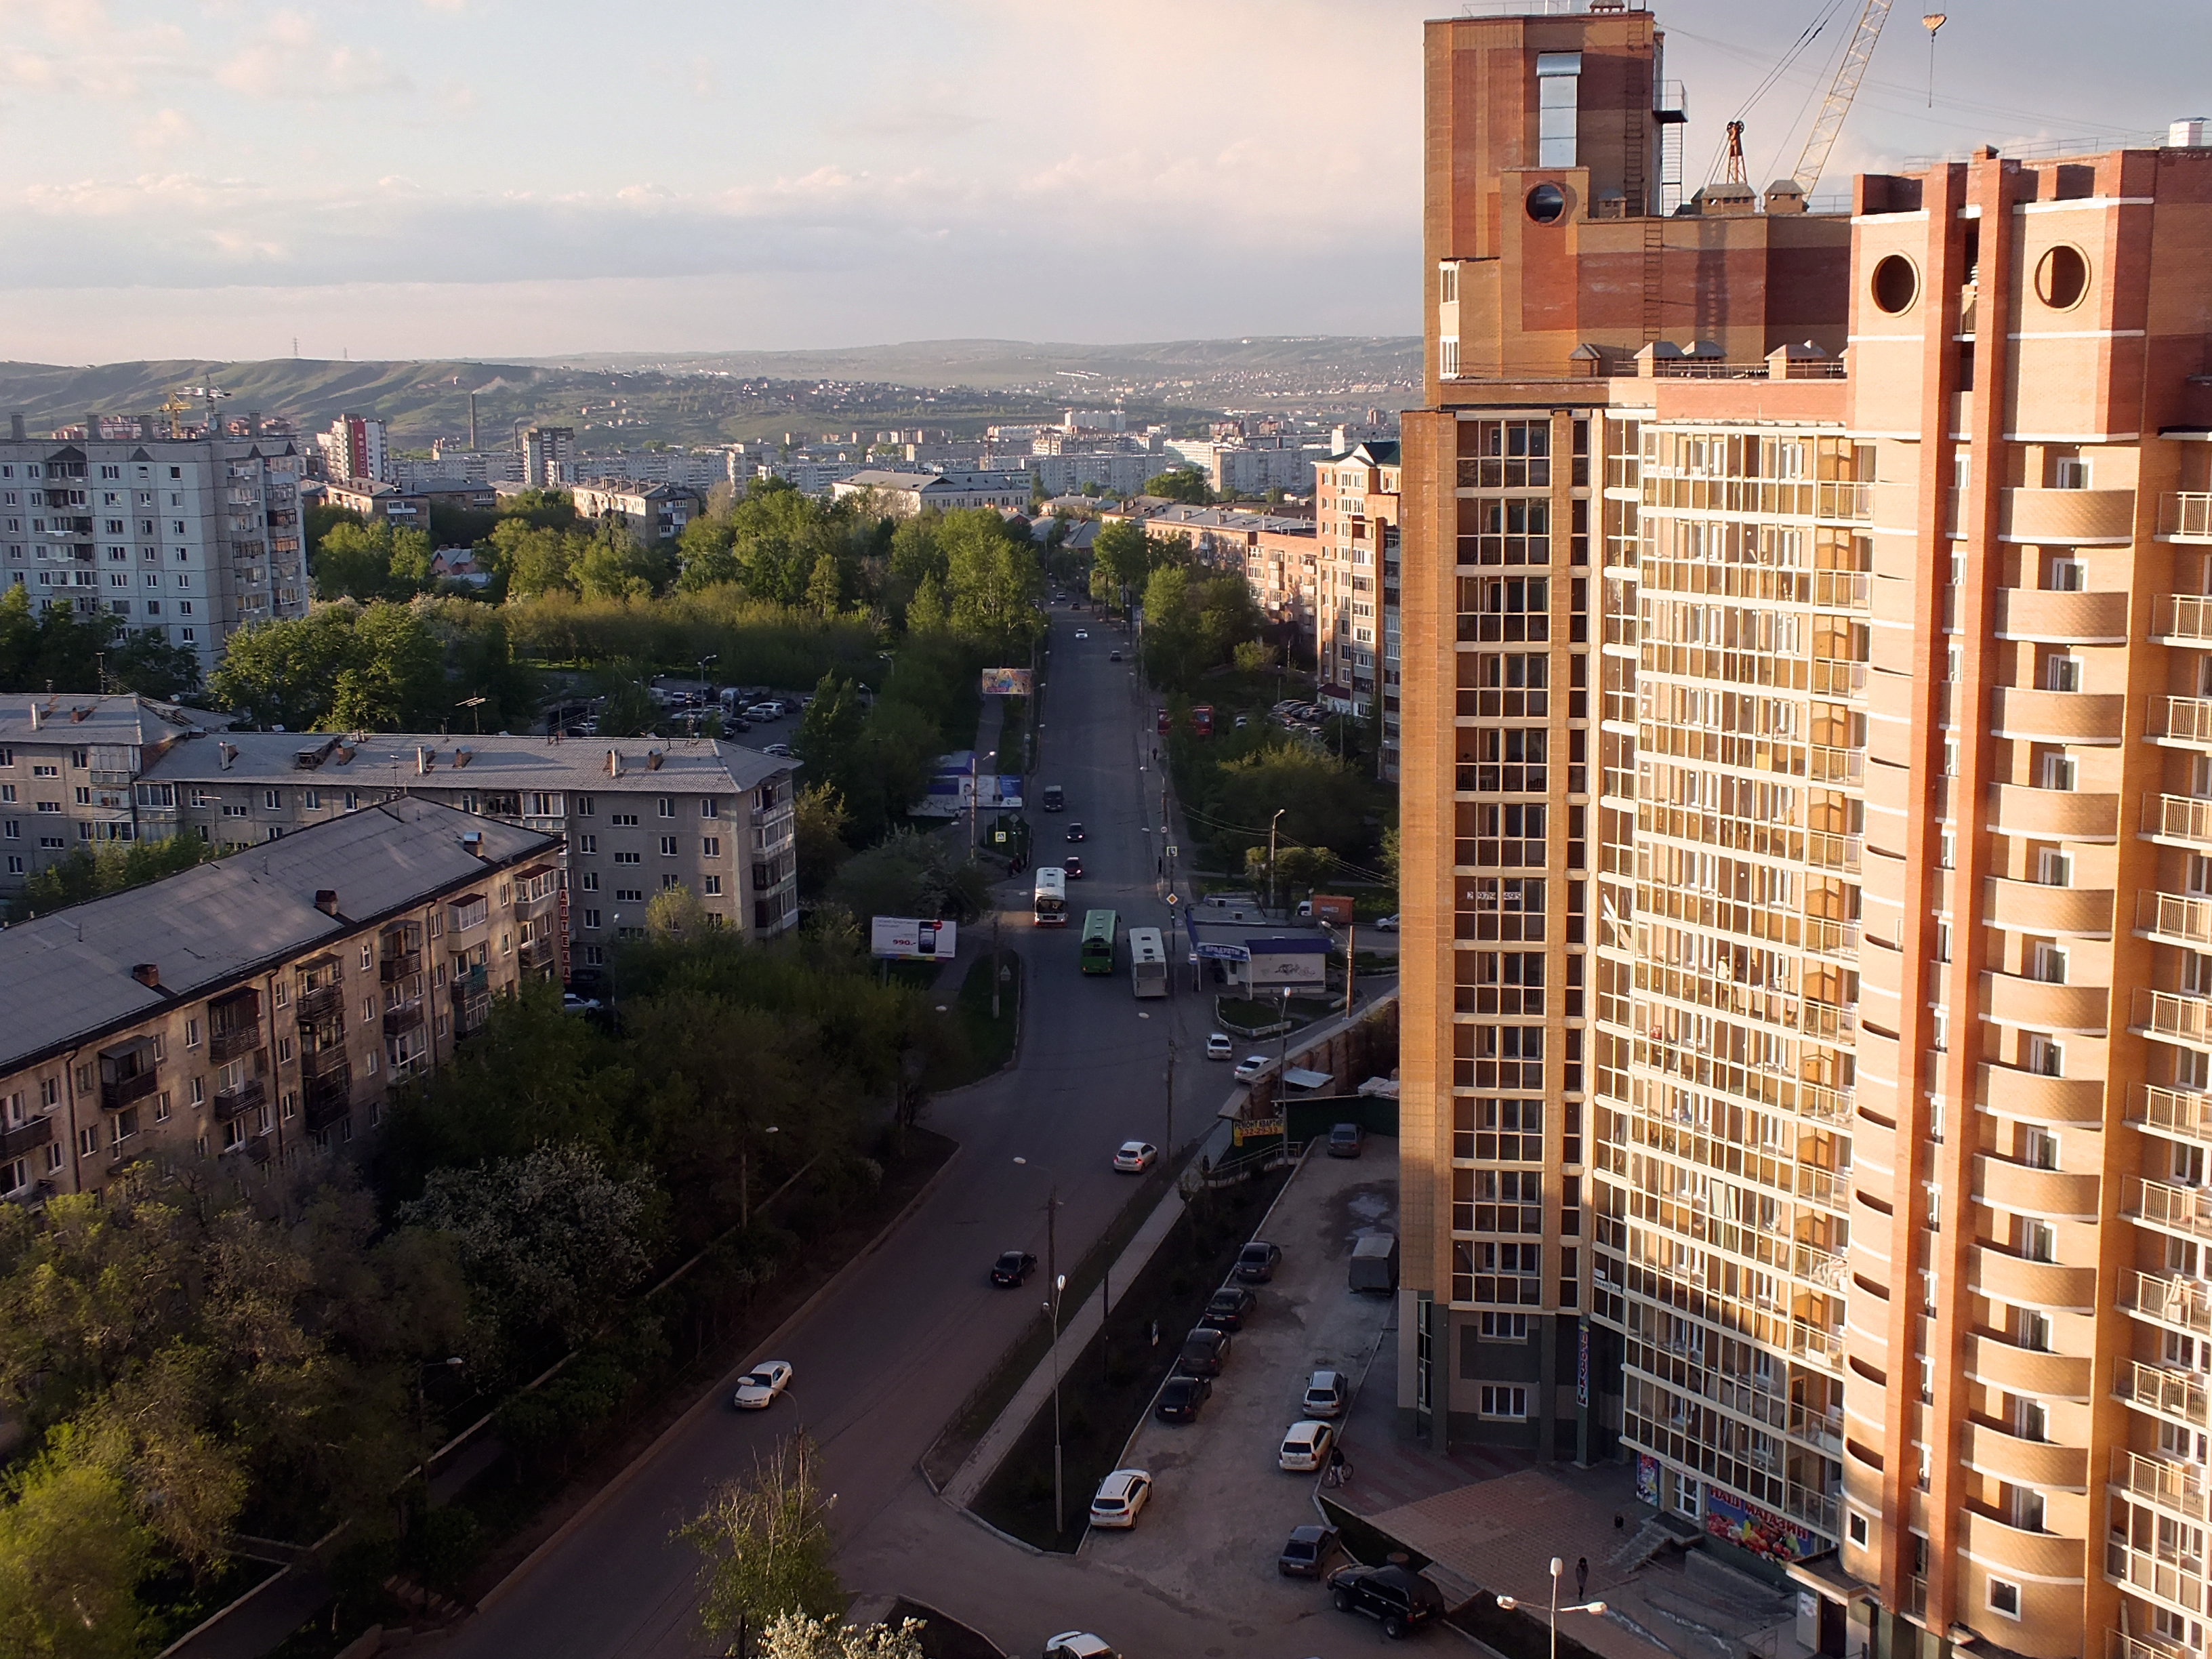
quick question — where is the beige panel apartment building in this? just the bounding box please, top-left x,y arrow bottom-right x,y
1314,441 -> 1404,779
0,798 -> 558,1204
1401,6 -> 2212,1659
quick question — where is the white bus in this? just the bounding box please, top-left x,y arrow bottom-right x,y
1130,926 -> 1168,998
1034,867 -> 1068,926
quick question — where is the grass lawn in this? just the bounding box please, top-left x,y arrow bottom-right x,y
924,949 -> 1021,1090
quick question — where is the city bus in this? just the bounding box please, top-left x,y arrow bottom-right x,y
1129,926 -> 1167,998
1079,909 -> 1120,975
1033,867 -> 1068,926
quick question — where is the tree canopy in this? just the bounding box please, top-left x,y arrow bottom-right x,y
0,586 -> 203,701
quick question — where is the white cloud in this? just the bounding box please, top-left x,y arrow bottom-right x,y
132,107 -> 199,155
216,12 -> 411,99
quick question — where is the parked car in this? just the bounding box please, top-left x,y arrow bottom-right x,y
1177,1326 -> 1231,1376
731,1360 -> 793,1410
1278,1523 -> 1340,1578
1045,1635 -> 1118,1659
1088,1469 -> 1151,1528
761,742 -> 794,758
992,1250 -> 1037,1286
1328,1563 -> 1446,1638
1233,1054 -> 1269,1082
1375,914 -> 1400,931
1065,822 -> 1086,842
1279,1420 -> 1336,1473
1155,1374 -> 1211,1422
1109,649 -> 1122,661
1201,1285 -> 1255,1331
1064,855 -> 1084,879
1206,1032 -> 1233,1061
1328,1122 -> 1366,1159
560,993 -> 602,1015
1233,714 -> 1249,728
1235,1240 -> 1283,1283
1303,1369 -> 1350,1418
743,703 -> 781,721
1113,1141 -> 1158,1173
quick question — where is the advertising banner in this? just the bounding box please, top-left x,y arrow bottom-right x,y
1702,1488 -> 1820,1563
869,916 -> 958,961
1636,1455 -> 1660,1506
980,668 -> 1033,697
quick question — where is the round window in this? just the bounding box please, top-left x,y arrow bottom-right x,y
1525,183 -> 1566,225
1870,254 -> 1918,315
2036,245 -> 2089,310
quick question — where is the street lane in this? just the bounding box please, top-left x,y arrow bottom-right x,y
442,608 -> 1231,1658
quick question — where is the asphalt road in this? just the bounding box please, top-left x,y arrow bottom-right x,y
440,608 -> 1243,1659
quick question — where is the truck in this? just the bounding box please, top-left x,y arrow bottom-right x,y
1040,783 -> 1065,813
1349,1232 -> 1399,1295
1190,704 -> 1214,737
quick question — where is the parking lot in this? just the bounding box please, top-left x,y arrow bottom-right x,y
1082,1139 -> 1397,1628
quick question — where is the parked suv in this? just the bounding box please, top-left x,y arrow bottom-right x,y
1328,1563 -> 1446,1638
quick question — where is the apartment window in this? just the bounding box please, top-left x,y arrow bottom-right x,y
583,909 -> 601,930
659,836 -> 678,857
2040,750 -> 2075,791
1534,51 -> 1580,167
657,797 -> 675,818
579,872 -> 598,893
611,813 -> 639,826
574,793 -> 594,816
579,834 -> 597,855
613,851 -> 641,866
1946,643 -> 1962,681
1477,1312 -> 1530,1341
701,837 -> 720,857
700,798 -> 718,819
2018,1306 -> 2051,1351
2020,1218 -> 2056,1263
2053,456 -> 2091,491
2030,942 -> 2067,984
1439,339 -> 1460,379
1847,1512 -> 1869,1549
2045,652 -> 2083,693
2046,554 -> 2085,591
2022,1126 -> 2059,1170
2036,847 -> 2072,887
2026,1035 -> 2063,1077
1935,921 -> 1952,962
1988,1580 -> 2022,1620
1938,832 -> 1954,869
703,875 -> 722,896
1478,1385 -> 1529,1420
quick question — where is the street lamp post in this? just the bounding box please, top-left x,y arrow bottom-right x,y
413,1355 -> 465,1519
693,653 -> 717,735
1046,1270 -> 1067,1536
1267,808 -> 1286,918
1497,1557 -> 1607,1659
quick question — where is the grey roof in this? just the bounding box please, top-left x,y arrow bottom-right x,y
139,729 -> 794,795
0,798 -> 557,1073
0,694 -> 230,749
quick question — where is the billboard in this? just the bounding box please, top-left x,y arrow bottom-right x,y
1702,1488 -> 1820,1563
1310,894 -> 1355,925
981,668 -> 1034,697
1247,937 -> 1330,989
869,916 -> 958,961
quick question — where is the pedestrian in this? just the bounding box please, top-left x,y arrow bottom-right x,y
1576,1557 -> 1589,1599
1149,1319 -> 1160,1348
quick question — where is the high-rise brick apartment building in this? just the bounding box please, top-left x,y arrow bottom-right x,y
1399,5 -> 2212,1658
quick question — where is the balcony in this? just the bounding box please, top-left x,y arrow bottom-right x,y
1989,781 -> 2120,842
2153,594 -> 2212,645
451,963 -> 488,996
2160,493 -> 2212,542
1985,876 -> 2113,935
2107,1535 -> 2209,1619
380,950 -> 424,983
2134,1082 -> 2212,1145
209,1021 -> 262,1065
0,1115 -> 54,1160
211,1077 -> 266,1122
2145,793 -> 2212,851
1984,968 -> 2109,1032
1977,1151 -> 2102,1218
2123,1269 -> 2212,1338
1993,586 -> 2131,644
304,1069 -> 352,1133
382,1000 -> 425,1037
518,937 -> 558,971
2134,987 -> 2212,1050
1991,686 -> 2127,745
1815,480 -> 1872,521
2139,890 -> 2212,949
2114,1448 -> 2212,1523
1978,1063 -> 2106,1124
1999,486 -> 2137,544
2117,1358 -> 2212,1431
2136,1177 -> 2212,1242
295,983 -> 343,1025
1974,1247 -> 2096,1311
98,1036 -> 159,1112
1964,1332 -> 2090,1398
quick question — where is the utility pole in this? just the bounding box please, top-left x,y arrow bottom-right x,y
991,907 -> 1002,1020
1166,1036 -> 1176,1159
1045,1183 -> 1063,1536
1345,920 -> 1357,1015
1268,808 -> 1286,917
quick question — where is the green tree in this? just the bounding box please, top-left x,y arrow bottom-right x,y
939,511 -> 1040,649
792,785 -> 851,897
1143,468 -> 1212,504
1233,639 -> 1277,674
0,586 -> 201,701
1203,741 -> 1370,869
312,520 -> 433,602
0,1428 -> 154,1659
760,1614 -> 926,1659
575,525 -> 672,602
681,1432 -> 842,1653
206,606 -> 366,730
1089,518 -> 1153,601
7,832 -> 215,922
485,520 -> 586,600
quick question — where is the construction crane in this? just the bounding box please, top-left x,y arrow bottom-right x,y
1723,121 -> 1749,186
1792,0 -> 1897,197
157,392 -> 196,438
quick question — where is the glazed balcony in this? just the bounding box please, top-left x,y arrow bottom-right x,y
97,1036 -> 159,1112
2107,1538 -> 2209,1620
2159,493 -> 2212,542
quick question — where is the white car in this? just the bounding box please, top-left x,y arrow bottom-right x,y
762,742 -> 794,758
1375,914 -> 1400,932
1279,1419 -> 1336,1472
1205,1032 -> 1233,1061
1074,628 -> 1090,640
1046,1635 -> 1120,1659
731,1360 -> 793,1410
1113,1140 -> 1158,1173
1089,1467 -> 1151,1528
560,993 -> 601,1015
1233,1055 -> 1269,1082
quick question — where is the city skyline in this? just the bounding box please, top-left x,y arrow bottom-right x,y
0,0 -> 2203,364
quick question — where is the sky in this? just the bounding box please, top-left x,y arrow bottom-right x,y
0,0 -> 2204,365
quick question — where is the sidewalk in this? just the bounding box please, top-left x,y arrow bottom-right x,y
940,1183 -> 1188,1509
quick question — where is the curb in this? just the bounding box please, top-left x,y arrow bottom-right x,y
471,1144 -> 967,1615
945,1495 -> 1049,1558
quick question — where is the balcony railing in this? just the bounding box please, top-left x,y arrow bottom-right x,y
100,1071 -> 159,1112
2137,1177 -> 2212,1241
2156,697 -> 2212,745
451,964 -> 488,995
380,950 -> 424,983
1801,917 -> 1861,959
2161,493 -> 2212,541
2135,987 -> 2212,1048
2111,1629 -> 2203,1659
1793,1242 -> 1848,1291
2123,1268 -> 2212,1336
1815,480 -> 1872,521
2140,891 -> 2212,948
2145,794 -> 2212,849
2116,1357 -> 2212,1430
0,1115 -> 54,1160
2115,1447 -> 2212,1523
2154,594 -> 2212,644
2135,1083 -> 2212,1144
294,983 -> 343,1024
382,1000 -> 425,1037
1791,1321 -> 1844,1372
304,1069 -> 352,1132
518,937 -> 558,970
2108,1537 -> 2209,1618
209,1022 -> 262,1065
1807,743 -> 1863,784
211,1077 -> 266,1122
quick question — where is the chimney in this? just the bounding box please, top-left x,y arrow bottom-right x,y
218,741 -> 237,770
647,749 -> 664,771
138,415 -> 157,441
28,703 -> 39,730
314,889 -> 340,916
247,410 -> 262,438
8,412 -> 22,441
609,749 -> 623,777
130,963 -> 160,988
83,413 -> 98,442
461,830 -> 485,859
416,745 -> 434,774
453,747 -> 472,768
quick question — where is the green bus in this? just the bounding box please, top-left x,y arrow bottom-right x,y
1079,909 -> 1120,975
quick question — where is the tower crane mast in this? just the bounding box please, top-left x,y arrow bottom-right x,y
1792,0 -> 1897,196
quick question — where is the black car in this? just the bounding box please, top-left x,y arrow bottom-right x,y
1278,1523 -> 1340,1578
1235,1240 -> 1284,1284
1328,1122 -> 1366,1159
1065,823 -> 1086,842
1328,1563 -> 1446,1638
991,1250 -> 1037,1286
1155,1374 -> 1211,1422
1201,1285 -> 1256,1331
1065,855 -> 1085,879
1176,1326 -> 1231,1377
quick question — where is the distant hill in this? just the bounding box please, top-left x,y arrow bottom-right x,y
0,337 -> 1420,449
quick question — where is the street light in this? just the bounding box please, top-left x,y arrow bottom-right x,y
1497,1557 -> 1607,1659
1047,1271 -> 1068,1536
413,1355 -> 466,1515
1267,808 -> 1287,917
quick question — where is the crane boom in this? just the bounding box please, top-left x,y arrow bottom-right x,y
1793,0 -> 1896,196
